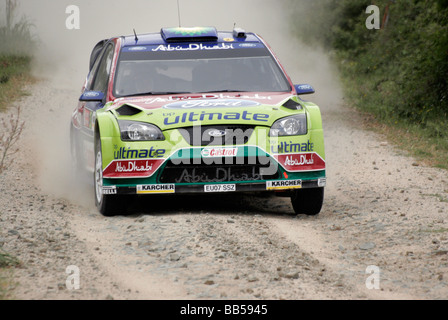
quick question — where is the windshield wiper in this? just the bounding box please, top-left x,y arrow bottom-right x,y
121,90 -> 248,98
199,90 -> 247,93
122,91 -> 192,97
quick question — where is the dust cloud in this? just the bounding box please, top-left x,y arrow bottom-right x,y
14,0 -> 342,207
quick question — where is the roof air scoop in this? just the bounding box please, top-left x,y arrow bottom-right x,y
161,27 -> 218,42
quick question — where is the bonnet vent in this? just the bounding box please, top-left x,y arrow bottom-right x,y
282,99 -> 303,110
115,104 -> 143,116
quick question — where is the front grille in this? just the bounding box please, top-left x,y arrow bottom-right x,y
178,125 -> 255,146
159,157 -> 280,184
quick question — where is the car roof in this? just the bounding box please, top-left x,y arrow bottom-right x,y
120,27 -> 263,47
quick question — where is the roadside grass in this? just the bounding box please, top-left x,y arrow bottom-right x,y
361,113 -> 448,170
0,55 -> 34,112
0,56 -> 30,298
0,3 -> 37,299
0,55 -> 33,300
0,249 -> 20,299
0,7 -> 37,112
0,270 -> 15,300
339,67 -> 448,171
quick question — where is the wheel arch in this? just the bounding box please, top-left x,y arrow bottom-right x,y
94,110 -> 120,169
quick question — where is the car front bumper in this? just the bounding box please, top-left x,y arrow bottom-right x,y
102,175 -> 326,196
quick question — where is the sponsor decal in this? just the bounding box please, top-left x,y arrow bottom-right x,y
114,147 -> 166,159
270,140 -> 314,153
238,43 -> 258,48
151,43 -> 234,52
207,129 -> 227,137
175,167 -> 261,183
108,93 -> 279,112
163,111 -> 269,125
284,154 -> 314,166
274,153 -> 325,172
127,46 -> 147,51
83,91 -> 101,98
201,147 -> 238,158
163,99 -> 260,109
115,160 -> 153,173
296,84 -> 313,91
140,93 -> 274,105
137,184 -> 175,194
83,109 -> 93,129
266,180 -> 302,190
103,159 -> 165,178
102,186 -> 117,195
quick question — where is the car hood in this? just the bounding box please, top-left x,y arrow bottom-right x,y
107,92 -> 305,130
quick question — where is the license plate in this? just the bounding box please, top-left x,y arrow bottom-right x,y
204,184 -> 236,192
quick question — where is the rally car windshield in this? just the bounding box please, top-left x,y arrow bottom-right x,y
114,46 -> 291,97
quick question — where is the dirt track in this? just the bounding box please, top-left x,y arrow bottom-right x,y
1,78 -> 448,300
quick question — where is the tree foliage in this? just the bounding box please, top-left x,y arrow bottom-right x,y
288,0 -> 448,136
1,0 -> 36,55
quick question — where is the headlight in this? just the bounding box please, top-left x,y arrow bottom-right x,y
270,114 -> 307,136
118,120 -> 164,141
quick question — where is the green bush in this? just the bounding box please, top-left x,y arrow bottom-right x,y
0,250 -> 19,268
0,1 -> 36,111
0,55 -> 32,112
0,0 -> 37,55
0,19 -> 36,55
287,0 -> 448,138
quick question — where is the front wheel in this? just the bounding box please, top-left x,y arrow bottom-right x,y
291,187 -> 324,216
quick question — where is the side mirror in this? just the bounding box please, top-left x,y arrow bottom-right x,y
79,91 -> 105,102
294,84 -> 315,95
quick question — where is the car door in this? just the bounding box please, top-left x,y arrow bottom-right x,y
78,42 -> 116,172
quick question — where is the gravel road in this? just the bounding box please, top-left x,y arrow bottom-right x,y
1,77 -> 447,300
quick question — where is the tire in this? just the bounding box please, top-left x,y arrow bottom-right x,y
291,187 -> 324,216
94,135 -> 122,216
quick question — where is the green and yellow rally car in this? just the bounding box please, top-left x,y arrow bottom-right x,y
70,27 -> 326,216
